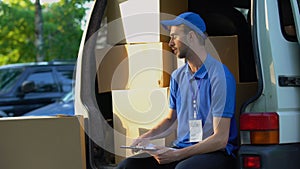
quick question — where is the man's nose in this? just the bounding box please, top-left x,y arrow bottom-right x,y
168,38 -> 174,47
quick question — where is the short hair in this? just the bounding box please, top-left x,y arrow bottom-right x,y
182,24 -> 206,45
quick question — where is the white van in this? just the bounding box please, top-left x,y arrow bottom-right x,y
75,0 -> 300,168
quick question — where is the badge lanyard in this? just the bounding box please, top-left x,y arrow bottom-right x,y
188,77 -> 203,142
189,78 -> 201,119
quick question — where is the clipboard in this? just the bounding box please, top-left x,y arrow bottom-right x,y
120,145 -> 158,151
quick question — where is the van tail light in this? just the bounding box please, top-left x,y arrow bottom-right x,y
243,155 -> 261,168
240,112 -> 279,144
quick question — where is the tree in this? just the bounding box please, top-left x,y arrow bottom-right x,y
35,0 -> 44,62
42,0 -> 88,61
0,0 -> 35,64
0,0 -> 91,65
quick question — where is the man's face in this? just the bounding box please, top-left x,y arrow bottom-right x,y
168,25 -> 189,59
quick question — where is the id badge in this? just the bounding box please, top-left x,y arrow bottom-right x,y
189,120 -> 203,142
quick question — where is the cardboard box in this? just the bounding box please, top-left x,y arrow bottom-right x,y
0,116 -> 86,169
96,42 -> 177,93
112,87 -> 176,161
206,35 -> 240,82
236,82 -> 258,114
106,0 -> 188,44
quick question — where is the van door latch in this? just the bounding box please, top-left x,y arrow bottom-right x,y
279,76 -> 300,87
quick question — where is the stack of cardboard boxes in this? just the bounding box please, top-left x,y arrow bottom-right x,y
96,0 -> 187,161
96,0 -> 257,162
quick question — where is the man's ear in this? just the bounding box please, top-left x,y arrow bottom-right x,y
187,31 -> 197,43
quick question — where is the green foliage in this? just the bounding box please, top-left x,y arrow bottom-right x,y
0,0 -> 35,65
0,0 -> 92,65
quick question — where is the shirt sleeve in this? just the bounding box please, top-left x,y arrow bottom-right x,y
210,65 -> 236,118
169,74 -> 177,110
222,71 -> 236,118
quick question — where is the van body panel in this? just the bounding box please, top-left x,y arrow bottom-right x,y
278,111 -> 300,143
247,0 -> 300,143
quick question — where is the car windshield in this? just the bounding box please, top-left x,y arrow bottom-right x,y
0,67 -> 23,94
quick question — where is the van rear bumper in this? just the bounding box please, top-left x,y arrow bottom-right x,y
238,143 -> 300,169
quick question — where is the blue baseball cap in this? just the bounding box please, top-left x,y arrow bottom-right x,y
161,12 -> 207,39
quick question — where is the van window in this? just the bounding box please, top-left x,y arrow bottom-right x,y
278,0 -> 298,42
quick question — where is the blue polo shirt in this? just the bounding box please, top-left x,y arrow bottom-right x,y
169,54 -> 238,155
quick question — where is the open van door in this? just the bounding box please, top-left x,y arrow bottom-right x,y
290,0 -> 300,43
75,0 -> 111,168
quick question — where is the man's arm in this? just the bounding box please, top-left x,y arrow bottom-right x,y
180,117 -> 230,155
141,108 -> 177,140
153,116 -> 231,164
131,108 -> 177,146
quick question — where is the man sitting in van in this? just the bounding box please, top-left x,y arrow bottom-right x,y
117,12 -> 238,169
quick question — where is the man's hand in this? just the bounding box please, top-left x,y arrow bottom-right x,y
147,147 -> 180,164
130,138 -> 150,153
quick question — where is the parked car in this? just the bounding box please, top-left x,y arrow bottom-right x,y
22,91 -> 74,116
0,61 -> 75,117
